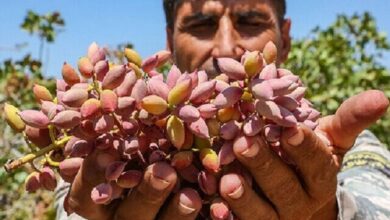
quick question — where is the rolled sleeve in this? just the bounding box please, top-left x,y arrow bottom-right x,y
336,130 -> 390,220
54,179 -> 85,220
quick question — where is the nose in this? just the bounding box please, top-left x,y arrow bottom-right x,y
211,16 -> 244,60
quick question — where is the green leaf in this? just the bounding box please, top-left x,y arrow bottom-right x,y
283,12 -> 390,147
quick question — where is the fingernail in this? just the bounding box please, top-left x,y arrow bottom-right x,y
210,198 -> 231,220
150,174 -> 170,190
178,202 -> 196,215
286,126 -> 304,146
178,188 -> 201,215
223,174 -> 244,199
234,136 -> 260,158
228,184 -> 244,199
241,142 -> 260,158
149,162 -> 174,190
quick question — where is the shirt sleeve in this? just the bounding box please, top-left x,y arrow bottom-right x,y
54,179 -> 86,220
337,130 -> 390,220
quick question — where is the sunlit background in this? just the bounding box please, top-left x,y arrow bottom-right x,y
0,0 -> 389,77
1,1 -> 390,219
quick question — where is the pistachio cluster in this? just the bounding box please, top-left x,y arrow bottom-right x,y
4,41 -> 319,219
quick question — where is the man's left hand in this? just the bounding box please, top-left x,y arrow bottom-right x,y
219,90 -> 389,220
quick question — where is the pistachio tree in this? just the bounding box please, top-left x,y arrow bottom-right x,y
284,12 -> 390,147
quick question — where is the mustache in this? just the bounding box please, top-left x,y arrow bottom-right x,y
196,56 -> 242,79
197,58 -> 224,79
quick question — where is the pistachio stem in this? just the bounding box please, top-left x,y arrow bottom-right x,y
168,104 -> 175,112
92,74 -> 101,97
53,97 -> 58,104
48,125 -> 56,143
244,78 -> 250,87
111,113 -> 126,135
4,136 -> 71,173
45,153 -> 60,167
23,132 -> 38,152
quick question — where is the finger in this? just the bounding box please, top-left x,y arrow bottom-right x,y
318,90 -> 389,149
68,148 -> 119,219
210,198 -> 233,220
281,124 -> 339,200
115,162 -> 177,220
232,135 -> 311,217
219,173 -> 278,220
159,188 -> 202,220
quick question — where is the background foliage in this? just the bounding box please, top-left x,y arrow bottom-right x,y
0,10 -> 389,220
284,12 -> 390,147
0,11 -> 60,220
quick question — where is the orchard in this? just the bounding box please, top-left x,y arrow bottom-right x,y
4,41 -> 320,219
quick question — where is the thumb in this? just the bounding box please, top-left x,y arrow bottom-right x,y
317,90 -> 389,149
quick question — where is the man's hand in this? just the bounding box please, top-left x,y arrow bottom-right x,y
66,147 -> 202,220
219,90 -> 389,220
65,90 -> 388,220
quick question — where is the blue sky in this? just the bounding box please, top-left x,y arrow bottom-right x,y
0,0 -> 389,78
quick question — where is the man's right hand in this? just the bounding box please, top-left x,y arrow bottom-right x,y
66,147 -> 202,220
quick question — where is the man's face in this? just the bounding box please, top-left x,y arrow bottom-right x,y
166,0 -> 291,78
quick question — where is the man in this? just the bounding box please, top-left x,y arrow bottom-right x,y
56,0 -> 390,219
